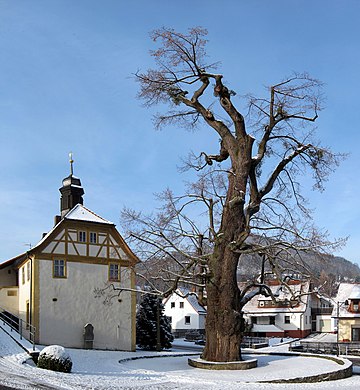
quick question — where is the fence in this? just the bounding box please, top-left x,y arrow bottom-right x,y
0,307 -> 36,351
242,336 -> 269,348
291,340 -> 360,356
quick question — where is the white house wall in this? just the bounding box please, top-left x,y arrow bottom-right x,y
37,259 -> 133,350
0,287 -> 18,313
316,315 -> 332,332
164,293 -> 204,331
0,265 -> 18,313
18,261 -> 31,324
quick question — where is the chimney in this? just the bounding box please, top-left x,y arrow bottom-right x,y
54,215 -> 61,226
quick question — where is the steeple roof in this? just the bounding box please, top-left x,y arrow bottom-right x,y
59,154 -> 85,216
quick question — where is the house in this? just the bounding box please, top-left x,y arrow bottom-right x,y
310,292 -> 334,333
332,283 -> 360,342
163,288 -> 206,337
242,280 -> 312,338
0,163 -> 138,350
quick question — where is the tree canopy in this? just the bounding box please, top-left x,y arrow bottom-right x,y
127,27 -> 344,362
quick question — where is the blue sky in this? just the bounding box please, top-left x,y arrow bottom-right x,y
0,0 -> 359,265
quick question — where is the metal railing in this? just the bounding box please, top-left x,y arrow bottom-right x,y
0,307 -> 36,351
290,340 -> 360,356
242,336 -> 269,348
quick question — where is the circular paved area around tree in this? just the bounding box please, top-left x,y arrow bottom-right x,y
120,352 -> 352,384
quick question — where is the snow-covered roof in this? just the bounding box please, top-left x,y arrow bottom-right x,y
242,281 -> 310,314
168,288 -> 207,314
64,204 -> 113,224
260,283 -> 304,301
0,203 -> 116,267
349,285 -> 360,299
332,283 -> 360,318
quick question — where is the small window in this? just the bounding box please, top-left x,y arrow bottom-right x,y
7,290 -> 17,297
22,267 -> 25,284
89,232 -> 97,243
270,316 -> 275,325
179,302 -> 184,308
53,259 -> 66,278
27,262 -> 31,281
185,316 -> 191,324
284,315 -> 290,324
109,263 -> 120,282
79,231 -> 86,242
352,327 -> 360,342
171,302 -> 175,308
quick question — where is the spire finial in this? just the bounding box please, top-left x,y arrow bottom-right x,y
69,152 -> 74,175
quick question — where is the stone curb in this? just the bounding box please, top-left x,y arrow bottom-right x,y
246,351 -> 353,383
188,357 -> 258,370
120,350 -> 353,383
118,352 -> 199,363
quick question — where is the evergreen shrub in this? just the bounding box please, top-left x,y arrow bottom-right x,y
37,345 -> 72,373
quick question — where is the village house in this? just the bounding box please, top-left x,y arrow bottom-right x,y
310,292 -> 334,333
163,288 -> 206,337
0,162 -> 138,351
242,279 -> 313,338
332,283 -> 360,342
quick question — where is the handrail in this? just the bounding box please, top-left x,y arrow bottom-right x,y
0,306 -> 36,351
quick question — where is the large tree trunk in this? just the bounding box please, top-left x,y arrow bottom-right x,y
202,168 -> 248,362
202,247 -> 243,362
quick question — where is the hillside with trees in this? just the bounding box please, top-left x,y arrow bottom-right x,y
135,251 -> 360,299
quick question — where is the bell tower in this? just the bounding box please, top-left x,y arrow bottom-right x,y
59,153 -> 85,217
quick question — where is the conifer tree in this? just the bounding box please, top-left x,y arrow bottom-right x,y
136,293 -> 173,350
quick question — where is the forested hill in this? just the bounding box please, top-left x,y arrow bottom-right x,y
136,250 -> 360,296
237,251 -> 360,283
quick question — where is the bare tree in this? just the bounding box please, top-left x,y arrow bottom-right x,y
130,27 -> 344,362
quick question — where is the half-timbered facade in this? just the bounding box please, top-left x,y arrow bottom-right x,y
0,167 -> 138,351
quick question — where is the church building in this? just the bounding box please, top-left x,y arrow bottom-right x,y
0,159 -> 138,351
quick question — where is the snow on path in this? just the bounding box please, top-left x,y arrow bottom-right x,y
1,327 -> 360,389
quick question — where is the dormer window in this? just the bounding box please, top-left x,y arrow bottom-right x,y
350,299 -> 360,313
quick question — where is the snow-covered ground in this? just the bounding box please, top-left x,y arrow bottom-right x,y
1,325 -> 360,389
